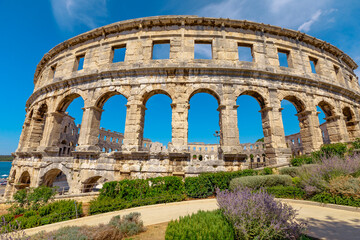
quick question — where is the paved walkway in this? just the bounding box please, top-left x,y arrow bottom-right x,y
23,199 -> 360,240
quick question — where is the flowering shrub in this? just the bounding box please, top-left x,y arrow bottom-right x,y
299,155 -> 360,196
217,187 -> 306,240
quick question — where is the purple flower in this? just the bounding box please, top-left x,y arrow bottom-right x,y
216,187 -> 306,239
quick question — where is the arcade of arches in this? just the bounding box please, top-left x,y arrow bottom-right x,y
5,16 -> 360,199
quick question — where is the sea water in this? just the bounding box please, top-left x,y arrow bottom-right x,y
0,162 -> 12,177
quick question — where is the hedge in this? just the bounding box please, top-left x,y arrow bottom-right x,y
90,194 -> 185,215
311,192 -> 360,207
99,176 -> 184,200
185,169 -> 257,198
266,186 -> 306,199
229,175 -> 292,190
165,210 -> 235,240
1,200 -> 82,232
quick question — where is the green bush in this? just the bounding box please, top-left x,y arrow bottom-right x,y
185,169 -> 257,198
290,155 -> 313,166
99,176 -> 184,200
279,167 -> 300,177
229,175 -> 292,190
261,167 -> 273,175
311,192 -> 360,207
1,200 -> 83,232
312,143 -> 348,161
266,186 -> 305,199
90,194 -> 185,215
165,210 -> 235,240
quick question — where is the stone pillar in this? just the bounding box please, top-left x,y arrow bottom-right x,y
26,114 -> 47,150
122,102 -> 146,151
37,112 -> 66,154
218,104 -> 241,153
326,115 -> 350,143
260,89 -> 291,165
16,116 -> 32,152
170,102 -> 189,152
296,109 -> 323,154
76,106 -> 102,152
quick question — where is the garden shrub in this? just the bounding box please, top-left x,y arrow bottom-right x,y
266,186 -> 305,199
165,210 -> 235,240
99,176 -> 184,200
312,143 -> 348,161
328,175 -> 360,198
279,167 -> 300,177
12,186 -> 56,210
311,192 -> 360,207
261,167 -> 273,175
108,212 -> 145,237
217,187 -> 306,239
229,175 -> 292,190
299,155 -> 360,196
1,200 -> 83,232
90,194 -> 185,215
290,155 -> 313,166
185,169 -> 257,198
31,212 -> 145,240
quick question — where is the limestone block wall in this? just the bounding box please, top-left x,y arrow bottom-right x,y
6,15 -> 360,198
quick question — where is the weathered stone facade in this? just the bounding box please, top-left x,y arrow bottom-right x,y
5,16 -> 360,198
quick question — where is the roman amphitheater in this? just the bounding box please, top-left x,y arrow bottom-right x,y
4,15 -> 360,198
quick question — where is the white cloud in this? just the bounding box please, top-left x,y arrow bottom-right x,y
298,10 -> 322,32
196,0 -> 334,31
51,0 -> 107,30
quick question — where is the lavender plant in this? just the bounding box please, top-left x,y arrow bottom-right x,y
217,187 -> 306,240
0,216 -> 30,240
299,155 -> 360,195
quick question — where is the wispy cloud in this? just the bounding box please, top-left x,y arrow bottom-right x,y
196,0 -> 334,31
50,0 -> 107,30
298,10 -> 322,32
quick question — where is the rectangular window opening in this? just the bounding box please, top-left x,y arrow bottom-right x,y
194,41 -> 212,59
152,41 -> 170,60
278,49 -> 290,67
309,57 -> 318,74
112,45 -> 126,63
238,43 -> 253,62
75,55 -> 85,71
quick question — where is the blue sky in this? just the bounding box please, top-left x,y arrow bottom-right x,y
0,0 -> 359,154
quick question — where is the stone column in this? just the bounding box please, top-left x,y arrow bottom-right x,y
296,109 -> 323,154
27,113 -> 47,150
326,115 -> 350,143
122,102 -> 146,151
37,112 -> 66,154
170,102 -> 189,152
218,104 -> 241,153
260,89 -> 291,165
16,116 -> 32,152
76,106 -> 103,152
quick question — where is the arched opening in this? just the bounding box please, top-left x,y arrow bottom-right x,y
17,171 -> 30,189
97,92 -> 128,153
143,91 -> 172,150
237,92 -> 265,156
281,96 -> 305,157
317,101 -> 336,144
188,90 -> 220,159
343,106 -> 357,141
41,169 -> 69,194
29,103 -> 48,148
56,94 -> 84,155
82,176 -> 103,193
